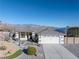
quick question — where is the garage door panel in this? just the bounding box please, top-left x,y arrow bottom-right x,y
39,36 -> 60,44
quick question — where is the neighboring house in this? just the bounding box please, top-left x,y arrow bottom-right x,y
64,27 -> 79,44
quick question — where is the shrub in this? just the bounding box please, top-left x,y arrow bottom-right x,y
27,46 -> 37,55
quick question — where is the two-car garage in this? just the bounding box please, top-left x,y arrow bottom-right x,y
38,28 -> 64,44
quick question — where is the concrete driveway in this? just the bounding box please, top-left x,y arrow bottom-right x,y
43,44 -> 78,59
63,44 -> 79,58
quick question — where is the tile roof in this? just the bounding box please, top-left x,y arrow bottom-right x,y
0,23 -> 64,36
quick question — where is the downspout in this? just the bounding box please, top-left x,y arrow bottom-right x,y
66,26 -> 69,44
18,32 -> 20,46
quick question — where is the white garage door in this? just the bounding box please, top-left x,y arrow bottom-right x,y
39,36 -> 64,44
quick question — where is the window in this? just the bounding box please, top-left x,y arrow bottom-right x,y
21,32 -> 25,38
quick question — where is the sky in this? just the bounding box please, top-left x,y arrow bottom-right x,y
0,0 -> 79,27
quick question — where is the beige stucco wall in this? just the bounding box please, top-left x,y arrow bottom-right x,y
64,37 -> 79,44
75,37 -> 79,44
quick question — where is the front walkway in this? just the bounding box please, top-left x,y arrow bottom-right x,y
43,44 -> 78,59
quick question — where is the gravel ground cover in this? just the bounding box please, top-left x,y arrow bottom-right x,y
16,41 -> 45,59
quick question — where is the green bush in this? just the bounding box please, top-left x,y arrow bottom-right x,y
27,46 -> 37,55
7,49 -> 22,59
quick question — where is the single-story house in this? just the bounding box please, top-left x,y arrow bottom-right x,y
64,26 -> 79,44
14,26 -> 65,44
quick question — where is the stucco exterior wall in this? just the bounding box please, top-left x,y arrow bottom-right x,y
64,37 -> 79,44
75,37 -> 79,44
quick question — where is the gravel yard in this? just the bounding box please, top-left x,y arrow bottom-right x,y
16,41 -> 45,59
0,41 -> 20,59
